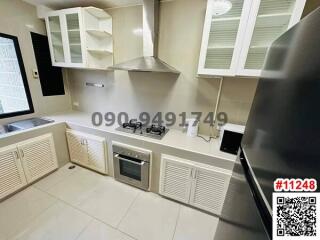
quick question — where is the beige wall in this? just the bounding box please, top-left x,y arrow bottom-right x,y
67,0 -> 258,135
0,0 -> 71,125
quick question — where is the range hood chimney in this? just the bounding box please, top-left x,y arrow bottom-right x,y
109,0 -> 180,74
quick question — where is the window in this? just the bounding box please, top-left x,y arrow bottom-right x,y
0,33 -> 34,118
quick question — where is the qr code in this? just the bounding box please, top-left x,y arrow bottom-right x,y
273,193 -> 320,240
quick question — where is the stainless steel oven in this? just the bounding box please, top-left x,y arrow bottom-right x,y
113,143 -> 151,191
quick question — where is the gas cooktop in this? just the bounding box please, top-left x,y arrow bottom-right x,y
116,119 -> 169,140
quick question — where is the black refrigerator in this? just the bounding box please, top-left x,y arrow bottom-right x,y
214,8 -> 320,240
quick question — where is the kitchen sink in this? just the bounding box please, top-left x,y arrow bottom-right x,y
4,118 -> 54,133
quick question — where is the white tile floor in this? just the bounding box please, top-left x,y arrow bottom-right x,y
0,163 -> 219,240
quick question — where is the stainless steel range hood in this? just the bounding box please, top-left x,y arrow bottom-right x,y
109,0 -> 180,74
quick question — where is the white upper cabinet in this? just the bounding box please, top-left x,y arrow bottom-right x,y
65,8 -> 85,67
198,0 -> 253,76
45,7 -> 113,70
198,0 -> 306,77
46,13 -> 67,65
238,0 -> 306,76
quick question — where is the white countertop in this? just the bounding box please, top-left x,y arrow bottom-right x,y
44,111 -> 236,162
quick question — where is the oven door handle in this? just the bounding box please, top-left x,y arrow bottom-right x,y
115,154 -> 146,166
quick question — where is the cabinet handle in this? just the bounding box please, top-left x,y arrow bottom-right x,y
20,149 -> 24,158
14,151 -> 19,159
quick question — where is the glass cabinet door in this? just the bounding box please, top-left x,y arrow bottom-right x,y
198,0 -> 252,76
48,16 -> 65,63
238,0 -> 306,76
65,12 -> 83,64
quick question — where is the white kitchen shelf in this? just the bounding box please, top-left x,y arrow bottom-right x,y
212,16 -> 241,22
250,45 -> 269,49
45,6 -> 113,69
86,29 -> 112,37
87,49 -> 113,55
258,12 -> 291,19
207,46 -> 234,49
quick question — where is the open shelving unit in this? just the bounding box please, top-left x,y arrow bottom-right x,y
83,7 -> 113,69
48,15 -> 65,63
86,29 -> 112,37
45,7 -> 113,69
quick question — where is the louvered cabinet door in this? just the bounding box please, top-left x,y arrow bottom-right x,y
86,136 -> 107,174
0,145 -> 27,200
159,155 -> 193,203
237,0 -> 306,76
198,0 -> 253,76
190,166 -> 231,215
66,130 -> 88,166
18,134 -> 58,184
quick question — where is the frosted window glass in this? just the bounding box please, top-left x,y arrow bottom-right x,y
0,35 -> 32,117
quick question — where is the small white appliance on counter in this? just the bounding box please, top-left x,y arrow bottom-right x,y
220,123 -> 245,155
186,118 -> 199,137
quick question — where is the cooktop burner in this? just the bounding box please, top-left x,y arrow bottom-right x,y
146,125 -> 166,135
116,120 -> 169,140
122,119 -> 143,132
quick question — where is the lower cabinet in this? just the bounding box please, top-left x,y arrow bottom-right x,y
66,130 -> 107,174
19,134 -> 58,183
0,145 -> 27,200
0,133 -> 58,200
159,154 -> 231,215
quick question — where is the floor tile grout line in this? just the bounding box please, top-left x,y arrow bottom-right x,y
7,195 -> 60,239
117,228 -> 140,240
73,218 -> 95,240
34,178 -> 182,240
171,204 -> 182,240
37,185 -> 141,239
7,165 -> 207,240
33,164 -> 81,193
116,191 -> 142,229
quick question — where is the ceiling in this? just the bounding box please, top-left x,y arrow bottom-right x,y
23,0 -> 144,9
